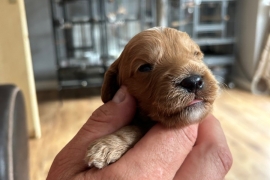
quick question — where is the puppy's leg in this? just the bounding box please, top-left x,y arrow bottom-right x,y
85,125 -> 143,169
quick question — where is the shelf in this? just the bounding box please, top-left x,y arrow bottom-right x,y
195,38 -> 236,46
58,58 -> 103,68
195,24 -> 224,32
51,0 -> 236,88
204,55 -> 234,66
200,0 -> 235,2
211,66 -> 231,84
56,0 -> 90,5
54,18 -> 146,28
53,19 -> 104,27
67,46 -> 94,51
59,78 -> 103,88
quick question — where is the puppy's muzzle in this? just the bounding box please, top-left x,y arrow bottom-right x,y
178,75 -> 204,93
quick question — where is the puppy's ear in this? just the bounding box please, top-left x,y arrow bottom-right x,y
101,59 -> 120,103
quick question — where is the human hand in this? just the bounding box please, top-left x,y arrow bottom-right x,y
47,86 -> 232,180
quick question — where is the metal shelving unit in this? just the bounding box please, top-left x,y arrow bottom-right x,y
50,0 -> 236,88
50,0 -> 156,89
168,0 -> 236,84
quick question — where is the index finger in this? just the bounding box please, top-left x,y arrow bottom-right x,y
89,123 -> 198,180
47,86 -> 137,179
174,114 -> 233,180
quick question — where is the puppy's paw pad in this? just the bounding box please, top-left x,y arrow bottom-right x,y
85,140 -> 124,169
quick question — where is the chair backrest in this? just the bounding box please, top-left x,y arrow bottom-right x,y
0,84 -> 29,180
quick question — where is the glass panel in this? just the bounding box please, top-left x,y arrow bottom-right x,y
72,24 -> 102,65
197,31 -> 222,39
72,23 -> 92,49
91,0 -> 101,21
143,0 -> 157,29
55,28 -> 66,61
169,0 -> 194,35
210,66 -> 231,84
105,0 -> 140,62
226,1 -> 236,37
200,44 -> 234,55
52,0 -> 103,67
199,2 -> 222,24
65,1 -> 90,21
105,0 -> 156,66
57,23 -> 102,67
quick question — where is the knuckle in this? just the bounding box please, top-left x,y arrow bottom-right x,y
52,152 -> 76,174
181,125 -> 197,146
103,167 -> 129,180
91,105 -> 113,121
212,145 -> 233,173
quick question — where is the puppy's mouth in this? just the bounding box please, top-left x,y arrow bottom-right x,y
186,98 -> 204,107
152,98 -> 210,127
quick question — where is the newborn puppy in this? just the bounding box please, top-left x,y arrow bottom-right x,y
85,27 -> 219,168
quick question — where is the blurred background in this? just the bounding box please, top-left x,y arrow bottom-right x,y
25,0 -> 270,92
0,0 -> 270,180
27,0 -> 257,90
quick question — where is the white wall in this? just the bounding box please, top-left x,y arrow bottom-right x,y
0,0 -> 41,138
234,0 -> 270,90
24,0 -> 58,90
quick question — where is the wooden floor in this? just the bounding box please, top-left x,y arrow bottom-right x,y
30,88 -> 270,180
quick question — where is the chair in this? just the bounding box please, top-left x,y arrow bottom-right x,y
0,84 -> 29,180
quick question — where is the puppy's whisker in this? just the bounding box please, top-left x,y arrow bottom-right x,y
212,75 -> 227,89
218,84 -> 228,93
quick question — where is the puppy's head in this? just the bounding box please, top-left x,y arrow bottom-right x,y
102,27 -> 219,127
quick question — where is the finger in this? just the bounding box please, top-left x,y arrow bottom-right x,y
90,123 -> 199,180
47,86 -> 136,179
174,114 -> 233,180
72,86 -> 136,147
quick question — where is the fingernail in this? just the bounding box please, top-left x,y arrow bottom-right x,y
112,86 -> 126,103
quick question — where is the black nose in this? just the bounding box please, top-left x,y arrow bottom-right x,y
178,75 -> 204,93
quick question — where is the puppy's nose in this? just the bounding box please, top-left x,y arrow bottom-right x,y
178,75 -> 204,93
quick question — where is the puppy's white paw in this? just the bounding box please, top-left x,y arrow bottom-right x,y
85,126 -> 143,169
85,138 -> 127,169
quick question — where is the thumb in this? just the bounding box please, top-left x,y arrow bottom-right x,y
75,86 -> 137,147
47,86 -> 136,178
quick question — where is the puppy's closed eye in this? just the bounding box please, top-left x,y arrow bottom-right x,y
194,51 -> 200,56
138,63 -> 153,72
194,51 -> 204,60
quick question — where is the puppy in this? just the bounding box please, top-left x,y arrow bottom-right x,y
85,27 -> 219,168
